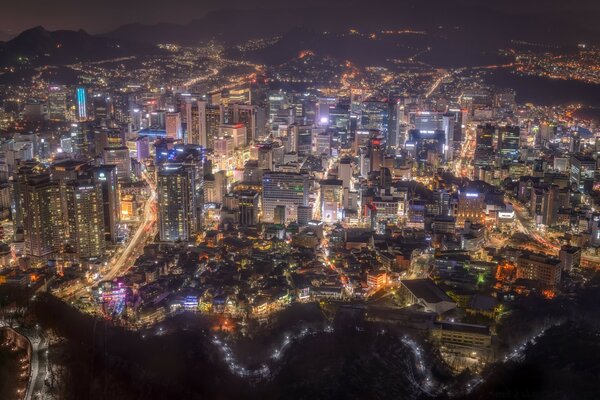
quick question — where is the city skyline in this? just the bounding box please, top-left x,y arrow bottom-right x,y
0,2 -> 599,399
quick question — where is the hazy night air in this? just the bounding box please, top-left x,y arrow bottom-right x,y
0,1 -> 600,399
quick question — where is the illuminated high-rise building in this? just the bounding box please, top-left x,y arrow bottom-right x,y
262,172 -> 309,223
157,166 -> 194,241
456,189 -> 485,227
360,100 -> 389,142
239,190 -> 259,226
498,125 -> 520,162
21,174 -> 65,260
157,145 -> 204,241
76,87 -> 88,121
103,146 -> 131,182
368,134 -> 385,173
186,100 -> 222,149
570,154 -> 596,193
225,103 -> 259,143
166,112 -> 183,140
66,180 -> 105,259
92,93 -> 112,121
474,124 -> 495,166
47,85 -> 67,121
92,165 -> 120,243
268,91 -> 287,126
320,179 -> 343,223
218,124 -> 247,149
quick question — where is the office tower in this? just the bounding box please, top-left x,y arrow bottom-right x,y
297,205 -> 313,226
227,104 -> 257,143
288,124 -> 313,155
447,106 -> 463,151
157,145 -> 204,240
368,135 -> 384,173
70,123 -> 88,155
570,154 -> 596,193
205,104 -> 222,150
103,146 -> 131,181
136,136 -> 150,161
214,136 -> 234,159
262,172 -> 309,223
539,122 -> 556,144
92,165 -> 120,243
187,100 -> 223,149
47,85 -> 67,121
92,128 -> 123,156
186,100 -> 206,147
239,190 -> 259,226
387,101 -> 400,149
314,131 -> 332,156
320,179 -> 343,223
256,145 -> 273,170
474,124 -> 495,166
157,166 -> 194,241
328,103 -> 350,131
204,170 -> 227,204
268,91 -> 287,126
65,180 -> 105,259
498,125 -> 520,162
166,112 -> 183,140
456,190 -> 484,227
218,124 -> 247,149
530,185 -> 559,226
314,96 -> 335,127
150,110 -> 166,129
76,87 -> 88,121
338,157 -> 353,190
21,174 -> 65,260
273,108 -> 295,133
92,93 -> 111,121
360,100 -> 389,142
570,132 -> 581,153
433,189 -> 451,216
410,111 -> 456,160
441,113 -> 455,161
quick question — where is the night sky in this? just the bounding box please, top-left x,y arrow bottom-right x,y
1,0 -> 598,35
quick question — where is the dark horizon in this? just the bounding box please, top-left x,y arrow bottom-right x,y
1,0 -> 599,36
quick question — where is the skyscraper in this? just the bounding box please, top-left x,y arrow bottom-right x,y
474,124 -> 495,166
166,112 -> 183,140
456,190 -> 484,227
92,165 -> 120,243
47,85 -> 67,121
157,145 -> 204,241
157,166 -> 194,241
21,174 -> 65,260
320,179 -> 343,223
65,180 -> 105,260
239,190 -> 259,226
498,125 -> 520,162
76,87 -> 88,121
262,172 -> 309,223
103,146 -> 131,182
